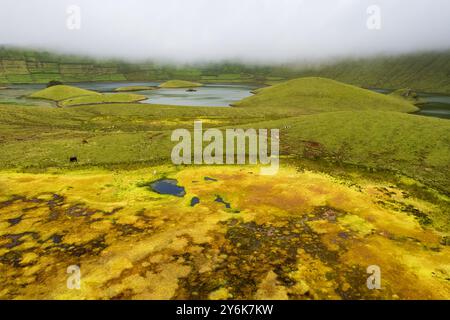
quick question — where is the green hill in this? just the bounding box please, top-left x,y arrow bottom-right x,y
1,47 -> 449,93
282,111 -> 450,191
235,77 -> 417,113
294,51 -> 450,93
29,84 -> 146,107
29,85 -> 100,101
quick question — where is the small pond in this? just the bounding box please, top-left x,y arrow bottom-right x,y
148,179 -> 186,197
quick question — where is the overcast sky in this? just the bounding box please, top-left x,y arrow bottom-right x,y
0,0 -> 449,63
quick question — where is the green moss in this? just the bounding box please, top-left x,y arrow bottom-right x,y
29,85 -> 100,101
114,86 -> 156,92
235,77 -> 417,113
158,80 -> 203,88
59,93 -> 147,107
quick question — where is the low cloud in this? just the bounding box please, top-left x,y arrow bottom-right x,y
1,0 -> 449,63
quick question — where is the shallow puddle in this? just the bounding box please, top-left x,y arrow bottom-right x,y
147,179 -> 186,197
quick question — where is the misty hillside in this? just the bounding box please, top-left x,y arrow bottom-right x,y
0,47 -> 449,93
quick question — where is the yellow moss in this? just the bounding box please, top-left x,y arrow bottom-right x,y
0,165 -> 448,299
133,263 -> 191,299
338,214 -> 375,236
21,252 -> 38,264
255,271 -> 289,300
307,220 -> 344,235
208,287 -> 230,300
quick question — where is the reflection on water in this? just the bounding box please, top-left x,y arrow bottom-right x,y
0,84 -> 52,107
72,81 -> 159,92
369,88 -> 450,120
141,84 -> 256,107
72,82 -> 256,107
148,179 -> 186,197
414,93 -> 450,119
74,82 -> 256,107
1,82 -> 255,108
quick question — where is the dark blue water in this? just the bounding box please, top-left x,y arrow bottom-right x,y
215,195 -> 231,208
149,179 -> 186,197
190,197 -> 200,207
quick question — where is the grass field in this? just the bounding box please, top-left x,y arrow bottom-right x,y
0,77 -> 449,299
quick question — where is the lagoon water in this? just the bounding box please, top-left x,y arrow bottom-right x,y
1,82 -> 449,117
369,88 -> 450,119
414,93 -> 450,119
141,84 -> 256,107
3,82 -> 255,107
71,82 -> 256,107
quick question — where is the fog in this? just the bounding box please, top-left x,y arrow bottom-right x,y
0,0 -> 449,63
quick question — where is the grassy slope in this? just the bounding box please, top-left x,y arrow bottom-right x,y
158,80 -> 203,88
0,106 -> 448,192
0,78 -> 448,193
29,85 -> 100,101
296,51 -> 450,93
2,47 -> 449,93
245,111 -> 450,192
235,77 -> 418,113
59,93 -> 147,107
1,79 -> 449,301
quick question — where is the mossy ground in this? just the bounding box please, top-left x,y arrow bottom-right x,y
29,85 -> 147,107
114,86 -> 157,92
29,85 -> 100,101
0,165 -> 448,299
59,93 -> 147,107
0,77 -> 449,300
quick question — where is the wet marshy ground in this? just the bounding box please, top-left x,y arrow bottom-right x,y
0,166 -> 449,299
